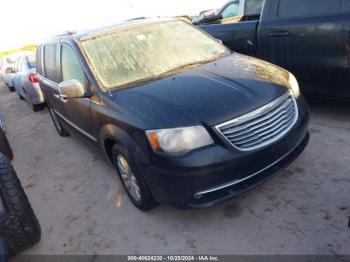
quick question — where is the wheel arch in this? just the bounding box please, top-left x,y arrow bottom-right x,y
100,124 -> 150,166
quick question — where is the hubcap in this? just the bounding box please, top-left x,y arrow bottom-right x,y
116,155 -> 141,202
50,107 -> 61,132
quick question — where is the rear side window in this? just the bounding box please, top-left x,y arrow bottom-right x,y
43,45 -> 59,82
36,46 -> 43,75
278,0 -> 342,18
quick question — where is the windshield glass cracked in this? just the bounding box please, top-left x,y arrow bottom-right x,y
80,20 -> 230,89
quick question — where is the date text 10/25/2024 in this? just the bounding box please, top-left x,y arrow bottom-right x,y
127,256 -> 220,261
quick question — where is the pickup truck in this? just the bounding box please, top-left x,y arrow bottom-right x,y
193,0 -> 263,26
200,0 -> 350,100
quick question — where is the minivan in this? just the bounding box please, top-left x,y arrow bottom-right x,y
37,19 -> 309,210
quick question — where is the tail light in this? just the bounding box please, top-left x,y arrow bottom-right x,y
28,73 -> 39,83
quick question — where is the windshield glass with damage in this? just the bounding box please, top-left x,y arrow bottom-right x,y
80,20 -> 230,89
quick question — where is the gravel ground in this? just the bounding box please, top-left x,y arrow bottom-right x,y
0,81 -> 349,255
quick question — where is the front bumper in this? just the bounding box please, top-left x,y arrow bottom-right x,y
190,132 -> 309,208
142,96 -> 310,209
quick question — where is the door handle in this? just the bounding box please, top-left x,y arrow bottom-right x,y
60,94 -> 68,103
53,93 -> 67,103
269,31 -> 289,37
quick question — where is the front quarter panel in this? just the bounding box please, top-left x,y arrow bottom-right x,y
91,94 -> 154,166
99,123 -> 151,166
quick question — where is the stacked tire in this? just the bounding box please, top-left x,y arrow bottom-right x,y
0,154 -> 41,256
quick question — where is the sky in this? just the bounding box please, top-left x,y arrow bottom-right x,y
1,0 -> 227,52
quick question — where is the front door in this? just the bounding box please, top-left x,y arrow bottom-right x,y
58,44 -> 97,145
258,0 -> 350,98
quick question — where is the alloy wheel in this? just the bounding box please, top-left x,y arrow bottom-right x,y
116,155 -> 142,202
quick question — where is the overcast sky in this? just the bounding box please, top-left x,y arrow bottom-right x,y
1,0 -> 227,52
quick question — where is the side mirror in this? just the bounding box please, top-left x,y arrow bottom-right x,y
212,14 -> 223,21
203,10 -> 216,18
198,14 -> 223,25
58,79 -> 86,99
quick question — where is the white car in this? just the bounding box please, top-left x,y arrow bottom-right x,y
0,55 -> 18,91
13,52 -> 45,111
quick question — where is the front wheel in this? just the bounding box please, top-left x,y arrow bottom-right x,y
112,144 -> 158,211
48,105 -> 70,137
32,104 -> 45,112
8,86 -> 15,92
0,130 -> 13,160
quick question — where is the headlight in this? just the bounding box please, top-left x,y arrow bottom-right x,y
146,126 -> 214,157
288,73 -> 300,98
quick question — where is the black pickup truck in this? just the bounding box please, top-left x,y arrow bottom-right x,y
200,0 -> 350,100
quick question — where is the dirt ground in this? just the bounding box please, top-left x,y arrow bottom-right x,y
0,80 -> 349,255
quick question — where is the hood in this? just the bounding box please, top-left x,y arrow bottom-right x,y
111,53 -> 292,128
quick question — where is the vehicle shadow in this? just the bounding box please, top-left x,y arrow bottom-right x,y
305,95 -> 350,121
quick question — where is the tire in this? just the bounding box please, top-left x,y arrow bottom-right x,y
8,86 -> 15,92
112,144 -> 158,211
47,105 -> 70,137
0,154 -> 41,256
32,104 -> 45,112
18,94 -> 24,100
0,131 -> 13,161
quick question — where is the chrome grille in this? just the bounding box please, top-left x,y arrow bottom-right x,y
215,92 -> 298,151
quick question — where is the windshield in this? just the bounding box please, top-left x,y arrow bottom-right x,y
26,54 -> 36,68
80,20 -> 230,89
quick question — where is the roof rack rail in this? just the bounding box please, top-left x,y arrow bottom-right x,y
126,17 -> 148,21
53,30 -> 77,37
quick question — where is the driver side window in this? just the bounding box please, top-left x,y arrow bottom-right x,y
221,2 -> 240,19
61,45 -> 87,88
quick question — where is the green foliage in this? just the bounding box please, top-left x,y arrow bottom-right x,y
0,44 -> 37,59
